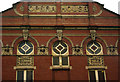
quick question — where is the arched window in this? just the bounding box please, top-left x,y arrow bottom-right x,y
86,40 -> 103,55
52,40 -> 69,67
86,41 -> 106,82
17,40 -> 34,55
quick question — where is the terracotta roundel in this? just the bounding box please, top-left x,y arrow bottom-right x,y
87,41 -> 102,55
53,41 -> 68,55
18,40 -> 33,55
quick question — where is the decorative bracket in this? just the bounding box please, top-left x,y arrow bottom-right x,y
90,30 -> 96,40
38,45 -> 48,55
56,30 -> 63,40
107,45 -> 118,55
22,29 -> 29,40
2,44 -> 13,55
72,45 -> 83,55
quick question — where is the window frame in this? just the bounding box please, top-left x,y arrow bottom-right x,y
88,70 -> 106,82
51,40 -> 72,69
17,40 -> 34,55
86,41 -> 103,55
52,55 -> 70,67
52,41 -> 69,56
16,70 -> 34,82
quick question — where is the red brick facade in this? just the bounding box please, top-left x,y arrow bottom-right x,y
0,1 -> 120,81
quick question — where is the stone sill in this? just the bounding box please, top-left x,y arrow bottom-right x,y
85,66 -> 107,69
50,65 -> 72,70
14,66 -> 36,70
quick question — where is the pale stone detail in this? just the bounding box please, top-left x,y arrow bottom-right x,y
17,56 -> 34,66
72,45 -> 83,55
90,30 -> 96,40
107,45 -> 118,55
29,5 -> 56,13
88,56 -> 104,66
61,5 -> 88,13
56,30 -> 63,40
22,29 -> 29,40
2,44 -> 13,55
38,45 -> 48,55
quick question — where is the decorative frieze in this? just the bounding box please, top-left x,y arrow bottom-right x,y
17,56 -> 34,66
61,5 -> 88,13
72,45 -> 83,55
88,56 -> 104,66
28,5 -> 56,13
107,45 -> 118,55
38,45 -> 48,55
2,44 -> 13,55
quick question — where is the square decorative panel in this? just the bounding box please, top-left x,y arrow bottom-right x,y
17,56 -> 34,66
88,56 -> 104,66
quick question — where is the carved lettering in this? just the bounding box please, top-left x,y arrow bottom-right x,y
61,5 -> 88,13
28,5 -> 56,13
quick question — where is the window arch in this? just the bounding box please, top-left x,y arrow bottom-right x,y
52,40 -> 69,67
86,40 -> 103,55
52,40 -> 69,55
17,40 -> 34,55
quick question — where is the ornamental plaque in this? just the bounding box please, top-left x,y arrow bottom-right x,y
17,56 -> 34,66
61,5 -> 88,13
28,5 -> 56,13
88,56 -> 104,66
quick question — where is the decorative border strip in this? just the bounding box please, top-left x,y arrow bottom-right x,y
1,27 -> 120,30
1,33 -> 120,36
14,4 -> 102,17
2,54 -> 119,56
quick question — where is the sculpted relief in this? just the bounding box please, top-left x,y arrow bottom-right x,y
28,5 -> 56,13
28,5 -> 88,13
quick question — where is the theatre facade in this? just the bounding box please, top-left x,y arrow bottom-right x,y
0,1 -> 120,81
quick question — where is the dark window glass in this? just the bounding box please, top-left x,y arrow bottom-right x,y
53,56 -> 59,65
87,41 -> 102,54
53,40 -> 67,54
87,48 -> 94,54
62,56 -> 68,65
53,41 -> 59,47
89,71 -> 96,82
17,70 -> 24,82
26,48 -> 33,54
26,41 -> 33,47
18,48 -> 25,54
26,71 -> 33,82
61,41 -> 67,47
53,48 -> 60,54
98,71 -> 105,82
18,40 -> 33,54
18,42 -> 25,47
61,49 -> 67,54
95,48 -> 101,54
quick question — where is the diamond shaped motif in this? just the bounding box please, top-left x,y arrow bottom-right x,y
56,44 -> 65,52
21,44 -> 30,52
23,45 -> 29,51
89,43 -> 98,53
91,46 -> 97,50
87,41 -> 102,55
53,41 -> 68,54
18,41 -> 33,55
57,45 -> 63,51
